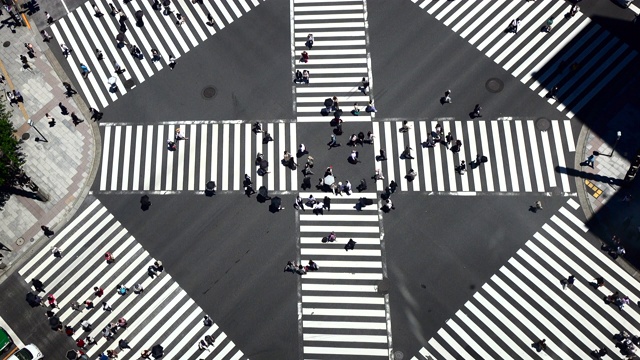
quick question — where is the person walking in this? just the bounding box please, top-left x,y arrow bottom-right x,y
359,77 -> 369,95
119,339 -> 131,350
445,132 -> 453,149
80,64 -> 91,78
563,274 -> 575,289
94,286 -> 104,297
32,278 -> 45,292
81,319 -> 92,331
71,112 -> 84,126
300,50 -> 309,63
47,294 -> 59,308
294,195 -> 305,211
206,13 -> 214,26
583,154 -> 595,168
90,108 -> 104,121
378,149 -> 386,161
327,133 -> 339,149
169,55 -> 177,70
94,4 -> 103,16
63,82 -> 78,96
60,43 -> 73,58
41,225 -> 54,237
40,30 -> 53,42
305,33 -> 314,49
472,104 -> 482,118
459,160 -> 466,175
544,17 -> 554,33
322,196 -> 331,211
104,251 -> 115,264
45,11 -> 54,24
102,301 -> 112,312
113,61 -> 126,75
52,247 -> 63,258
443,89 -> 452,104
402,146 -> 414,159
175,13 -> 185,26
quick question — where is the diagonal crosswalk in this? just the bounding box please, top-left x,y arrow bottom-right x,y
374,119 -> 576,193
293,0 -> 373,123
18,199 -> 246,360
411,0 -> 637,120
98,121 -> 298,192
51,0 -> 263,110
411,198 -> 640,360
297,192 -> 390,359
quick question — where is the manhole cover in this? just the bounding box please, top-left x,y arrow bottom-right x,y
16,237 -> 24,246
21,133 -> 30,140
394,351 -> 404,360
202,86 -> 217,99
124,79 -> 135,90
535,118 -> 551,131
485,78 -> 504,93
3,41 -> 10,48
376,278 -> 390,294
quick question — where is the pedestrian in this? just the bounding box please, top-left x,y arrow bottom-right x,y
109,3 -> 117,16
475,154 -> 483,166
352,102 -> 360,116
443,89 -> 452,103
140,349 -> 151,359
445,132 -> 453,149
402,146 -> 414,159
300,50 -> 309,63
203,314 -> 213,326
81,319 -> 92,331
85,300 -> 94,309
459,160 -> 466,175
389,180 -> 398,193
294,195 -> 305,211
206,13 -> 214,26
94,286 -> 104,297
262,131 -> 273,143
544,17 -> 554,32
40,30 -> 53,42
52,247 -> 63,258
305,33 -> 314,49
583,154 -> 595,168
359,77 -> 369,95
564,274 -> 575,289
381,198 -> 394,211
47,294 -> 59,308
60,44 -> 72,58
302,70 -> 310,84
76,338 -> 86,349
70,301 -> 83,311
378,149 -> 386,161
535,339 -> 547,350
154,260 -> 164,272
71,112 -> 84,126
345,238 -> 356,251
41,225 -> 54,237
175,13 -> 185,26
365,100 -> 377,113
535,200 -> 543,210
284,261 -> 296,273
549,85 -> 559,99
90,108 -> 104,121
116,284 -> 128,295
406,168 -> 417,181
80,63 -> 91,78
119,339 -> 131,350
454,139 -> 463,153
473,104 -> 482,118
298,143 -> 307,155
344,180 -> 352,195
65,325 -> 74,336
45,11 -> 54,24
327,133 -> 339,149
199,339 -> 210,351
569,4 -> 579,17
151,49 -> 161,62
102,301 -> 112,312
148,265 -> 158,278
32,278 -> 45,292
296,264 -> 307,275
592,277 -> 605,288
13,90 -> 23,103
63,82 -> 77,96
104,251 -> 115,264
169,55 -> 177,70
302,163 -> 313,176
25,43 -> 35,57
94,4 -> 103,16
373,168 -> 384,181
349,150 -> 360,164
323,196 -> 331,211
114,61 -> 126,75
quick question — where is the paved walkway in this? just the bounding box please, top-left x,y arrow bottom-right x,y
0,18 -> 97,279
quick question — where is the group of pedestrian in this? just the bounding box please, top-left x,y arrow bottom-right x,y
284,260 -> 319,275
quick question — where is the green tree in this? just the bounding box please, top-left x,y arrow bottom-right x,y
0,99 -> 25,208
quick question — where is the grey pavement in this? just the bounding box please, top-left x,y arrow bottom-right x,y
0,15 -> 97,280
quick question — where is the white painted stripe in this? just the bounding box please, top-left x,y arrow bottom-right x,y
437,328 -> 474,359
228,351 -> 244,360
290,123 -> 298,191
300,214 -> 379,222
187,0 -> 216,36
233,123 -> 241,191
188,125 -> 197,190
100,126 -> 111,190
303,333 -> 387,343
144,125 -> 154,190
294,22 -> 364,29
244,124 -> 252,192
425,0 -> 444,14
477,121 -> 493,191
213,0 -> 234,25
199,125 -> 208,191
211,341 -> 236,360
559,207 -> 588,232
395,122 -> 408,191
455,121 -> 468,191
551,121 -> 571,192
295,4 -> 363,11
304,347 -> 388,356
254,123 -> 261,190
295,40 -> 366,48
408,121 -> 420,191
432,121 -> 444,191
294,0 -> 363,2
514,121 -> 532,192
316,203 -> 376,211
302,283 -> 378,292
418,121 -> 432,192
297,116 -> 371,123
164,126 -> 173,190
305,272 -> 383,280
304,320 -> 386,330
465,121 -> 481,191
179,0 -> 208,42
447,317 -> 497,360
443,0 -> 473,26
563,120 -> 575,152
300,225 -> 379,233
295,77 -> 364,86
433,0 -> 456,20
464,302 -> 533,360
139,0 -> 182,57
453,0 -> 490,33
296,86 -> 364,94
501,121 -> 519,192
301,236 -> 380,245
266,122 -> 275,190
210,125 -> 219,190
132,126 -> 143,191
163,317 -> 210,360
490,121 -> 506,191
539,130 -> 556,188
221,124 -> 230,190
302,296 -> 384,304
201,0 -> 225,30
121,126 -> 132,191
237,0 -> 252,12
110,126 -> 122,191
293,67 -> 367,74
154,125 -> 165,190
526,120 -> 545,192
294,30 -> 365,37
301,248 -> 381,256
296,95 -> 370,103
471,1 -> 527,47
141,302 -> 201,359
225,0 -> 243,18
299,260 -> 382,268
372,122 -> 383,191
176,127 -> 186,191
279,123 -> 287,191
302,308 -> 385,317
567,198 -> 580,210
460,0 -> 506,40
427,339 -> 455,360
443,121 -> 456,191
295,13 -> 364,21
118,4 -> 157,76
482,284 -> 575,359
298,192 -> 378,199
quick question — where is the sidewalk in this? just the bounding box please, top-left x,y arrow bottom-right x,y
0,19 -> 98,280
575,73 -> 640,275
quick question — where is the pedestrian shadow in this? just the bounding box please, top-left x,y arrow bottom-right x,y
554,166 -> 625,186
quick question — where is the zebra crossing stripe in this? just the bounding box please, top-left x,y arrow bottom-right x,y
525,120 -> 544,192
454,121 -> 468,191
304,321 -> 386,330
501,121 -> 519,192
477,121 -> 493,192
